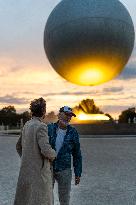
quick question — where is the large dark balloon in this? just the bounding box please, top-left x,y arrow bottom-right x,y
44,0 -> 135,86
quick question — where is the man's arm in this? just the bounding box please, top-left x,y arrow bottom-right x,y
37,124 -> 56,161
72,129 -> 82,184
16,133 -> 22,158
47,123 -> 53,145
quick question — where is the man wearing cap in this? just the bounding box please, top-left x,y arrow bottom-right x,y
48,106 -> 82,205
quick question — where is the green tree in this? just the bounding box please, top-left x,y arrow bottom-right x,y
118,107 -> 136,123
0,106 -> 30,127
0,106 -> 17,126
2,105 -> 16,114
45,111 -> 57,123
19,111 -> 31,125
73,99 -> 103,114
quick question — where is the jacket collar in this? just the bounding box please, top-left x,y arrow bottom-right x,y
53,122 -> 72,156
54,121 -> 71,130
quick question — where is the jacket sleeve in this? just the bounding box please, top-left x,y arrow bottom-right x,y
37,124 -> 56,161
16,133 -> 22,158
72,129 -> 82,177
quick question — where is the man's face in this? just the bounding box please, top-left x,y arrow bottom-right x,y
58,112 -> 72,124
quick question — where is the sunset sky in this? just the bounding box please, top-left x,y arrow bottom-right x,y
0,0 -> 136,119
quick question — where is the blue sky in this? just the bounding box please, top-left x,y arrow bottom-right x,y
0,0 -> 136,118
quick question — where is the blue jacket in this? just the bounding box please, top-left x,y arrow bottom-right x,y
48,123 -> 82,177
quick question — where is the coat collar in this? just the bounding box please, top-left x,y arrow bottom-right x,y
32,116 -> 43,122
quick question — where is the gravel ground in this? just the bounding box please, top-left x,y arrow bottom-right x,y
0,135 -> 136,205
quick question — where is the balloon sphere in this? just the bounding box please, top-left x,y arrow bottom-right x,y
44,0 -> 135,86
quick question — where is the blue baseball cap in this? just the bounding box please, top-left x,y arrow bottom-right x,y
59,106 -> 76,117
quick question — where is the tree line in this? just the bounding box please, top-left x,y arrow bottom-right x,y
0,100 -> 135,128
0,106 -> 30,128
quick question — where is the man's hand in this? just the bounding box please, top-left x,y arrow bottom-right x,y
75,176 -> 80,185
42,154 -> 56,163
49,157 -> 55,163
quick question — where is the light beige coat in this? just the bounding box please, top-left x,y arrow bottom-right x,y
14,117 -> 56,205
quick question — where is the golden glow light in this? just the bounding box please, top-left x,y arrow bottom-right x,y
59,55 -> 123,86
77,113 -> 110,121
